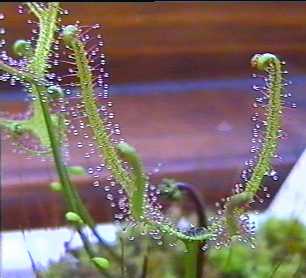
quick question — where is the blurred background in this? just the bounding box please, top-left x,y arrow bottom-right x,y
1,2 -> 306,276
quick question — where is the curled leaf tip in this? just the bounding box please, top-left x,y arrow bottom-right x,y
251,53 -> 278,71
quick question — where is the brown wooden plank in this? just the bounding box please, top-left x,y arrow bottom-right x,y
0,3 -> 306,85
1,85 -> 305,230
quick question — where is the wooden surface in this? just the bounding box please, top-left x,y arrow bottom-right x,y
2,86 -> 306,230
1,2 -> 306,85
1,2 -> 306,230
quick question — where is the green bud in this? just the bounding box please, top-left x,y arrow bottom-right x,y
225,192 -> 252,212
13,40 -> 33,57
49,181 -> 62,192
159,178 -> 183,201
65,211 -> 84,225
12,123 -> 24,135
92,257 -> 110,270
116,142 -> 137,160
67,166 -> 87,176
62,25 -> 78,45
47,85 -> 64,99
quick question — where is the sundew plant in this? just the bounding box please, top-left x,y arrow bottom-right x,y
0,2 -> 295,277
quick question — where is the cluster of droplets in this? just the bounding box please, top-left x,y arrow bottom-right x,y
0,12 -> 6,52
120,220 -> 164,247
0,11 -> 30,85
202,212 -> 256,251
121,207 -> 184,249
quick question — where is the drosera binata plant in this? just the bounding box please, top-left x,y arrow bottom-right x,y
59,15 -> 291,277
0,2 -> 294,278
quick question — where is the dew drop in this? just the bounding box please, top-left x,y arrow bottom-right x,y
272,175 -> 279,181
93,180 -> 100,187
106,193 -> 113,200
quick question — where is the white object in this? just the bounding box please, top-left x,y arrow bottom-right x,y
254,149 -> 306,226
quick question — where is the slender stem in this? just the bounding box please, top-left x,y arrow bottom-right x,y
176,182 -> 207,278
184,242 -> 199,278
18,3 -> 109,273
35,83 -> 108,275
245,54 -> 282,196
223,245 -> 233,273
269,260 -> 283,278
27,3 -> 44,19
77,228 -> 96,257
176,183 -> 207,228
0,60 -> 41,84
141,255 -> 148,278
22,231 -> 42,278
141,239 -> 149,278
77,228 -> 112,277
35,86 -> 78,211
120,236 -> 126,278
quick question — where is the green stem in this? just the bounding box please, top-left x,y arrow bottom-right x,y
0,61 -> 40,83
245,53 -> 282,195
77,227 -> 111,277
176,182 -> 207,278
184,242 -> 199,278
35,85 -> 78,208
27,3 -> 44,19
224,53 -> 284,236
62,25 -> 133,194
120,236 -> 126,278
35,69 -> 107,277
2,3 -> 110,273
27,3 -> 120,260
